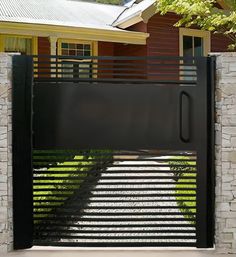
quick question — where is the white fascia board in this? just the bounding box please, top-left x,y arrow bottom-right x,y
112,10 -> 143,28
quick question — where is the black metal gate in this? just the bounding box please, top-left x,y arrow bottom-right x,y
12,55 -> 215,249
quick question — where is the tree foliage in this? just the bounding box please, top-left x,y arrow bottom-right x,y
156,0 -> 236,49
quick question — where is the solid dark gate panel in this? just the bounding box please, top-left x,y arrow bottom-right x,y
13,55 -> 215,249
33,83 -> 195,150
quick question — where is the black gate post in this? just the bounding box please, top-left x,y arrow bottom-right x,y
195,57 -> 215,248
12,56 -> 33,250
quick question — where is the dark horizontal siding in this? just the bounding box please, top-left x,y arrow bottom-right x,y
147,13 -> 179,57
38,37 -> 50,55
211,34 -> 231,52
98,42 -> 114,56
127,21 -> 147,33
114,43 -> 147,57
98,42 -> 114,78
37,37 -> 50,77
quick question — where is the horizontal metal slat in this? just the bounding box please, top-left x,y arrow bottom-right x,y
33,217 -> 196,222
32,157 -> 196,162
33,229 -> 196,234
33,234 -> 197,240
33,223 -> 196,228
33,188 -> 196,192
32,241 -> 196,247
33,151 -> 196,156
33,77 -> 197,84
33,163 -> 196,167
33,199 -> 196,203
33,193 -> 196,198
32,171 -> 197,176
33,181 -> 196,186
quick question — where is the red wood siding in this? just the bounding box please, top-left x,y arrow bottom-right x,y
38,37 -> 50,55
147,13 -> 179,57
128,21 -> 147,33
98,42 -> 114,78
37,37 -> 50,77
113,43 -> 147,79
211,34 -> 231,52
113,22 -> 147,57
114,43 -> 147,57
98,42 -> 114,56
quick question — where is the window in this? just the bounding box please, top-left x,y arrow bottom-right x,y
0,35 -> 37,55
61,42 -> 91,57
179,28 -> 210,80
183,36 -> 203,58
179,28 -> 210,57
4,36 -> 32,55
58,40 -> 96,78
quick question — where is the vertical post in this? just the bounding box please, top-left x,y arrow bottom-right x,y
12,56 -> 33,250
207,56 -> 216,247
195,57 -> 214,248
49,37 -> 58,78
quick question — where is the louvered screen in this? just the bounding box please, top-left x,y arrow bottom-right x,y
33,150 -> 197,247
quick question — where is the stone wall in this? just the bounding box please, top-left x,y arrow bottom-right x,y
0,53 -> 13,252
215,53 -> 236,254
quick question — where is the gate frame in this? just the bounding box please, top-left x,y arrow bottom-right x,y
12,55 -> 215,250
12,56 -> 34,249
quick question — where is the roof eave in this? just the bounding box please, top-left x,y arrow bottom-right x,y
112,11 -> 143,29
113,3 -> 156,29
0,21 -> 149,45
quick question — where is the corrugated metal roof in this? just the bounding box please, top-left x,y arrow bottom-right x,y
0,0 -> 126,30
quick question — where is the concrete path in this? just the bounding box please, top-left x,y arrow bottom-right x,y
2,248 -> 235,257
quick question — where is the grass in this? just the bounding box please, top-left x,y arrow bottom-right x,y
168,155 -> 197,224
33,150 -> 112,223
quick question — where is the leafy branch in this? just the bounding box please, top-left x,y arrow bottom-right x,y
156,0 -> 236,49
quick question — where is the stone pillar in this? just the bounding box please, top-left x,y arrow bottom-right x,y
0,53 -> 13,253
215,53 -> 236,254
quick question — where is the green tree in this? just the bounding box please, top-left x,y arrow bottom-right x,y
156,0 -> 236,49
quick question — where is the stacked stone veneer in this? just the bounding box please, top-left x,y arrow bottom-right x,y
215,53 -> 236,254
0,52 -> 235,254
0,53 -> 13,252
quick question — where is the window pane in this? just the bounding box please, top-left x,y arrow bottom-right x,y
61,43 -> 68,49
69,43 -> 75,49
182,35 -> 195,80
62,49 -> 68,55
84,50 -> 90,56
77,44 -> 83,49
77,50 -> 83,56
69,50 -> 76,56
4,37 -> 32,55
84,44 -> 91,50
183,36 -> 193,57
194,37 -> 203,56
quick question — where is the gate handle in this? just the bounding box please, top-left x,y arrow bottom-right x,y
179,91 -> 190,143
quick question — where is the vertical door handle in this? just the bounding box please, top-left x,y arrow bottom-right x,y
179,91 -> 190,143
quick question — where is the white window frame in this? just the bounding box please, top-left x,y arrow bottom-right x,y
179,28 -> 211,57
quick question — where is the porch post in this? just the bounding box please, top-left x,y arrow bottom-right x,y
49,36 -> 58,78
49,36 -> 58,56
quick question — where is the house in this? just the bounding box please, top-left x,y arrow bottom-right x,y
0,0 -> 230,60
